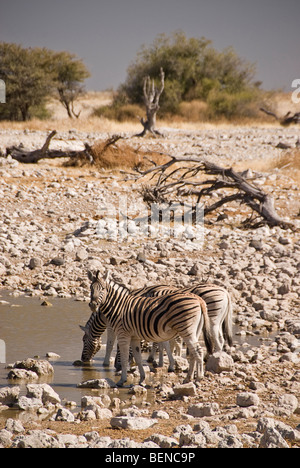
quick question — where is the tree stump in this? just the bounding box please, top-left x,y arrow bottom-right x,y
136,67 -> 165,137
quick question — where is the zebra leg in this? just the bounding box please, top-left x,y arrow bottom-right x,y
211,323 -> 223,353
158,343 -> 164,367
116,338 -> 130,387
131,338 -> 145,385
184,340 -> 204,382
218,327 -> 225,351
163,341 -> 175,372
147,342 -> 158,364
103,326 -> 115,367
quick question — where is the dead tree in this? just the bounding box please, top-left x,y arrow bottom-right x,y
260,107 -> 300,126
136,67 -> 165,137
6,130 -> 93,164
134,153 -> 294,229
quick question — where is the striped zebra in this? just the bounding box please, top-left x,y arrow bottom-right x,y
85,270 -> 213,387
80,305 -> 175,371
80,281 -> 232,369
80,312 -> 115,367
133,283 -> 233,352
113,283 -> 232,370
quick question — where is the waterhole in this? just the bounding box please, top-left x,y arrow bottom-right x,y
0,290 -> 273,418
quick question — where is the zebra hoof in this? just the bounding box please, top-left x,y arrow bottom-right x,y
167,366 -> 175,373
73,360 -> 84,366
183,377 -> 192,384
116,381 -> 125,388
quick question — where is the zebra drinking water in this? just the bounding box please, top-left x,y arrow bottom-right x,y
80,279 -> 232,370
85,270 -> 213,387
80,305 -> 176,371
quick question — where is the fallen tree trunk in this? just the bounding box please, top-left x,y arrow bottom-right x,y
134,153 -> 294,229
6,130 -> 94,164
260,107 -> 300,126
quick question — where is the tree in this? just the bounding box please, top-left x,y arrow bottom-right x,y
117,31 -> 258,118
0,43 -> 90,121
0,43 -> 54,121
51,51 -> 90,118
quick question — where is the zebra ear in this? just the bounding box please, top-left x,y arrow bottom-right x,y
79,325 -> 89,333
87,270 -> 94,282
103,270 -> 110,283
96,270 -> 101,280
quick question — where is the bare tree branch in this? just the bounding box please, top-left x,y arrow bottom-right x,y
134,152 -> 294,229
260,107 -> 300,126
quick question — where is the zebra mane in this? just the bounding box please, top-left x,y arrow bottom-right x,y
107,277 -> 130,294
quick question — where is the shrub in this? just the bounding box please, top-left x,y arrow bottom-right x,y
115,31 -> 260,120
207,88 -> 260,120
93,103 -> 144,122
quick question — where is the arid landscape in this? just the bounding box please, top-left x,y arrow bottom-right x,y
0,93 -> 299,448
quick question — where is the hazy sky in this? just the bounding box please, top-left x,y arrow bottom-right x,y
0,0 -> 299,91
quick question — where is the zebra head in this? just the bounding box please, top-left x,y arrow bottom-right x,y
87,270 -> 108,313
80,319 -> 102,363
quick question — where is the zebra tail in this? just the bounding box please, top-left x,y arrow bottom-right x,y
201,299 -> 214,355
222,293 -> 233,347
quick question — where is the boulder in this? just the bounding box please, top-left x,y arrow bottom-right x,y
236,392 -> 260,407
12,430 -> 61,449
12,358 -> 54,377
26,383 -> 61,405
110,416 -> 158,430
77,378 -> 117,389
0,386 -> 20,406
7,369 -> 39,380
206,352 -> 234,373
259,427 -> 289,448
173,382 -> 197,397
55,408 -> 75,422
188,402 -> 220,418
146,433 -> 178,448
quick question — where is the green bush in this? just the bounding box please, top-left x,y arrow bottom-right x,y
114,31 -> 261,120
93,103 -> 144,122
207,88 -> 260,120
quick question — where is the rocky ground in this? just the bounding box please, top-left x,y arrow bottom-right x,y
0,125 -> 299,448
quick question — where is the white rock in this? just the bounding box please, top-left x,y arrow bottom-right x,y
206,352 -> 234,373
236,392 -> 260,407
110,416 -> 158,430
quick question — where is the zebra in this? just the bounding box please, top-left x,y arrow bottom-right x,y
113,283 -> 232,370
133,283 -> 233,352
85,270 -> 213,387
80,311 -> 115,367
80,304 -> 175,371
80,280 -> 232,369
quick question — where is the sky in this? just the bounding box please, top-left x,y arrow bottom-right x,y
0,0 -> 299,92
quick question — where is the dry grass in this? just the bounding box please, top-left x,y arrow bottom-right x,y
90,137 -> 169,170
1,90 -> 296,134
233,149 -> 300,185
271,149 -> 300,184
272,149 -> 300,171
